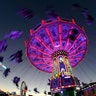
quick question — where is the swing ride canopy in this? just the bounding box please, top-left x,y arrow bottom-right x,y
25,17 -> 88,73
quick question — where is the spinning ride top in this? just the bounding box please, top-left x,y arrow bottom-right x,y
25,17 -> 88,96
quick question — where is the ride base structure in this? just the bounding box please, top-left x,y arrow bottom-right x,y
25,17 -> 88,96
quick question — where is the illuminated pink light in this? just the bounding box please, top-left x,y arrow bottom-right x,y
69,41 -> 86,54
45,28 -> 55,50
30,29 -> 33,36
64,30 -> 72,50
69,50 -> 85,56
31,56 -> 44,60
34,62 -> 45,65
30,54 -> 51,58
67,33 -> 82,52
35,36 -> 53,53
30,45 -> 51,56
30,55 -> 51,62
41,19 -> 45,24
64,38 -> 70,50
58,24 -> 62,49
35,36 -> 42,42
43,59 -> 52,62
34,62 -> 51,67
70,63 -> 76,66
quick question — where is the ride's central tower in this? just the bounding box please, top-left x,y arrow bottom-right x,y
52,50 -> 72,77
50,50 -> 76,96
25,17 -> 88,96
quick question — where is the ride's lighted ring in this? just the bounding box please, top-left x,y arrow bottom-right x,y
52,50 -> 68,58
25,17 -> 88,73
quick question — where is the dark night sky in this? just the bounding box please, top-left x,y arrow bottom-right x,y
0,0 -> 96,95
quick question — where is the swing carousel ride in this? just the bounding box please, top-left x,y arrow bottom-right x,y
25,17 -> 88,96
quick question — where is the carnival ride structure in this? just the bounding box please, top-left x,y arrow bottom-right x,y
20,81 -> 28,96
25,17 -> 88,96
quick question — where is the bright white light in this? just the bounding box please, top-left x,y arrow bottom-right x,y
64,76 -> 70,78
2,65 -> 7,69
60,90 -> 63,94
76,86 -> 80,90
0,62 -> 7,69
